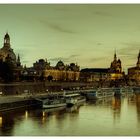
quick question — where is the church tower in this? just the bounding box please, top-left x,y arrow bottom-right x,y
17,54 -> 21,67
114,50 -> 117,62
110,51 -> 122,73
3,32 -> 10,49
136,50 -> 140,68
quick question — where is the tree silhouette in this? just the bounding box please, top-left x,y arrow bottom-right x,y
0,59 -> 14,82
47,75 -> 53,82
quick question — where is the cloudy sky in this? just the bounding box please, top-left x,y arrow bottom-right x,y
0,4 -> 139,71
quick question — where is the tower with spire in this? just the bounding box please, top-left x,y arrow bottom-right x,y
3,32 -> 10,49
128,50 -> 140,85
136,50 -> 140,67
17,54 -> 21,67
110,51 -> 122,73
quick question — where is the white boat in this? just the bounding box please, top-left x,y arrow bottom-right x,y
62,93 -> 86,107
120,87 -> 133,96
133,87 -> 140,94
86,90 -> 98,100
42,98 -> 66,109
86,88 -> 114,100
114,87 -> 133,96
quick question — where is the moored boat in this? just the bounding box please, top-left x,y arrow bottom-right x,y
86,88 -> 114,100
62,93 -> 86,107
133,87 -> 140,94
42,98 -> 66,109
86,90 -> 98,100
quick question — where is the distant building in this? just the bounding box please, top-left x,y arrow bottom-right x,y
0,33 -> 22,81
23,59 -> 80,82
109,51 -> 124,80
80,68 -> 109,82
128,51 -> 140,84
43,60 -> 80,81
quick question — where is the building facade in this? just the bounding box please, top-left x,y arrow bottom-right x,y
23,59 -> 80,82
128,51 -> 140,84
109,52 -> 124,80
43,60 -> 80,81
80,68 -> 109,82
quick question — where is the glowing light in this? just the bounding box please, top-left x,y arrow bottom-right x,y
0,117 -> 2,127
25,110 -> 28,119
42,111 -> 45,117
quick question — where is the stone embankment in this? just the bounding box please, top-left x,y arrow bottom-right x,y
0,89 -> 94,112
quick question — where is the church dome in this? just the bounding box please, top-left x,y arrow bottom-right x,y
56,60 -> 64,66
117,59 -> 121,63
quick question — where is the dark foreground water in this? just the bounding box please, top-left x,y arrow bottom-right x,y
0,93 -> 140,136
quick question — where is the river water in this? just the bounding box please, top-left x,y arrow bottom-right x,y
0,93 -> 140,136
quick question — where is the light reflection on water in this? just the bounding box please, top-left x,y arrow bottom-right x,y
0,94 -> 140,136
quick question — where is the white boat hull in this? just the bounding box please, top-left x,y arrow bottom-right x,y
67,98 -> 86,107
43,103 -> 66,109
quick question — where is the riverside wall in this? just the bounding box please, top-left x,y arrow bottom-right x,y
0,81 -> 100,95
0,81 -> 107,112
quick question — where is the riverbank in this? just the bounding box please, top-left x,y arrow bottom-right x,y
0,81 -> 100,95
0,89 -> 93,112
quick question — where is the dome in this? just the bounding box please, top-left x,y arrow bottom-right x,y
117,59 -> 121,63
70,63 -> 75,66
0,48 -> 16,62
57,60 -> 64,66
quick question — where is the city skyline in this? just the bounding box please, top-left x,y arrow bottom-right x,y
0,4 -> 139,71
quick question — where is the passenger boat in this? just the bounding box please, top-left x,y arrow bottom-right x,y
86,90 -> 98,100
62,93 -> 86,107
133,87 -> 140,94
114,87 -> 133,97
86,88 -> 114,100
42,98 -> 66,109
120,87 -> 133,94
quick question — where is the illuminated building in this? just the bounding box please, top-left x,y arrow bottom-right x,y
80,68 -> 109,82
43,60 -> 80,81
23,59 -> 80,82
128,51 -> 140,85
109,51 -> 124,80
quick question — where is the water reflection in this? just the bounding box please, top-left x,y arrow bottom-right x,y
1,94 -> 140,135
0,111 -> 16,136
135,94 -> 140,126
66,106 -> 79,113
112,96 -> 121,122
25,110 -> 28,119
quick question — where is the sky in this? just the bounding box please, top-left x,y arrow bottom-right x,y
0,4 -> 139,72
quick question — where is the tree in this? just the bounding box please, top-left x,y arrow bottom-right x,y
47,75 -> 53,82
0,59 -> 14,82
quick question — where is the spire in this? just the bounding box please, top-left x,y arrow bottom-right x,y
17,54 -> 20,62
17,54 -> 21,67
3,32 -> 10,48
114,49 -> 117,61
136,50 -> 140,67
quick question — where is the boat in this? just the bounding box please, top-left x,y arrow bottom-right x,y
86,90 -> 98,100
114,87 -> 133,97
44,106 -> 66,113
42,98 -> 67,109
133,87 -> 140,94
120,87 -> 134,95
62,93 -> 86,107
86,88 -> 114,100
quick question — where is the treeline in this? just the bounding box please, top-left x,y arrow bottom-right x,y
0,60 -> 14,82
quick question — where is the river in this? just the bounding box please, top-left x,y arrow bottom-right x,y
0,93 -> 140,136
